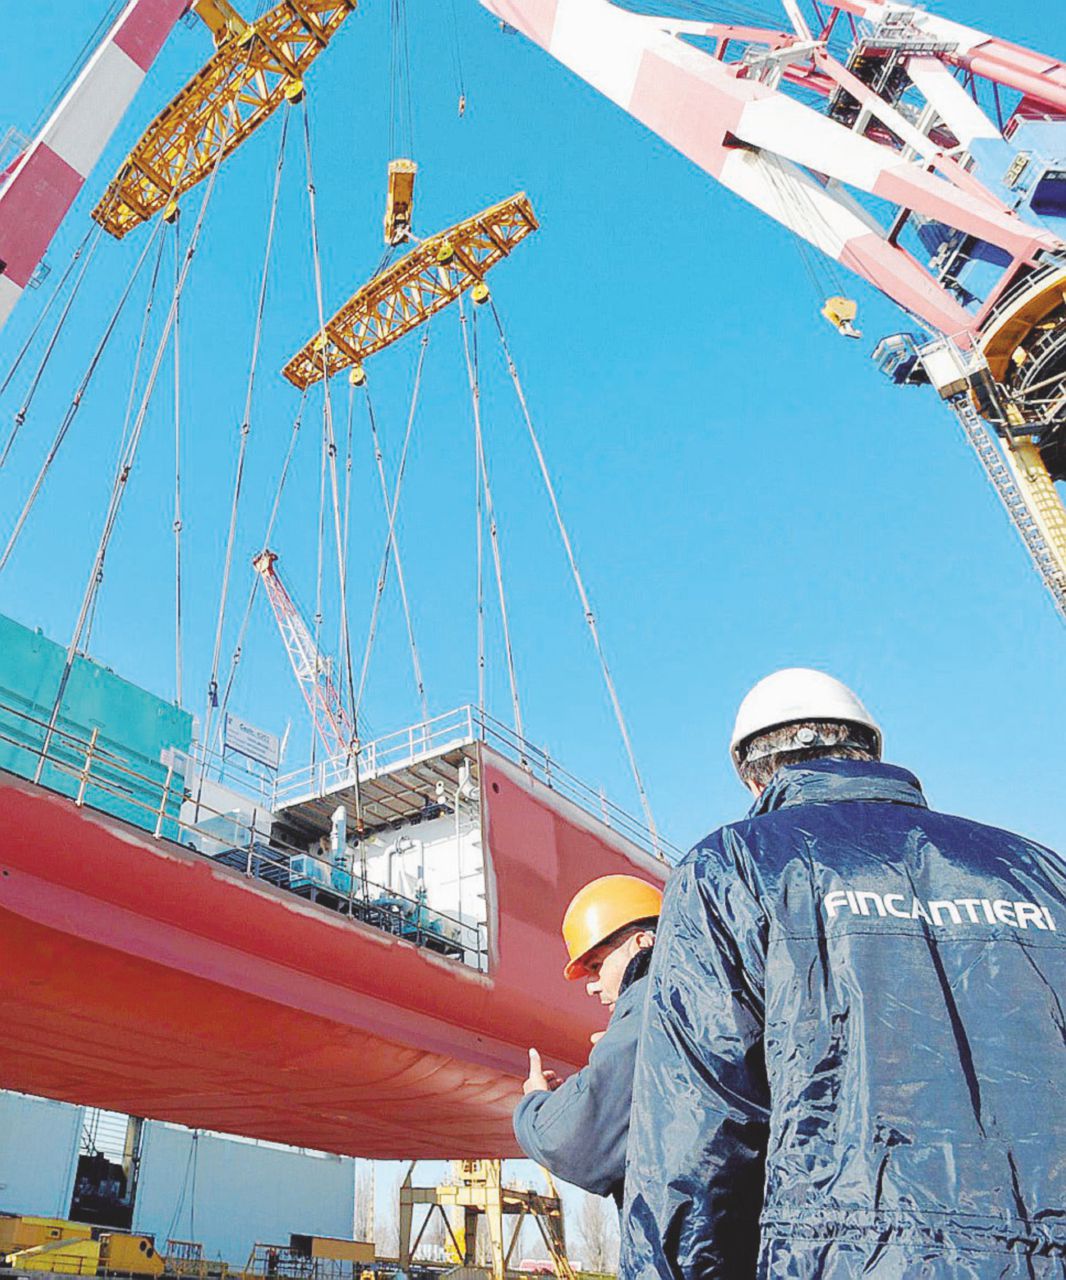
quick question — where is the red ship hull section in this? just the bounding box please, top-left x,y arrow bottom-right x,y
0,752 -> 666,1157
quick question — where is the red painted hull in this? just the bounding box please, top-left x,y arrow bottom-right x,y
0,751 -> 665,1157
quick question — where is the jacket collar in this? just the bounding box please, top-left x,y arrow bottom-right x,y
748,758 -> 927,818
618,946 -> 652,999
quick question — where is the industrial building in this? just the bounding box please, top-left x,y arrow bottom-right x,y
0,1092 -> 359,1266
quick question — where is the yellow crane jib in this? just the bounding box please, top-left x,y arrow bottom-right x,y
91,0 -> 356,239
282,192 -> 539,390
384,159 -> 418,246
192,0 -> 253,46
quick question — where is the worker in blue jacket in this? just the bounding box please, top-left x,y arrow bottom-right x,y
622,668 -> 1066,1279
514,874 -> 662,1208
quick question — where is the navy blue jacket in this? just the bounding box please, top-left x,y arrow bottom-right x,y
622,759 -> 1066,1278
514,950 -> 651,1206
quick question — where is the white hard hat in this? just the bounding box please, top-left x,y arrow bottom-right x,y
730,668 -> 882,768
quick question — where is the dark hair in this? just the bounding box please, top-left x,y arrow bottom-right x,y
737,719 -> 880,790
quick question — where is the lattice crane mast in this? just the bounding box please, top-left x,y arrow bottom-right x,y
484,0 -> 1066,620
252,549 -> 355,760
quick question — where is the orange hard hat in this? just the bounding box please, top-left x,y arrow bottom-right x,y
562,874 -> 662,981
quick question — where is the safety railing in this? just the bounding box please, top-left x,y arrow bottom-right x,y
0,697 -> 490,973
274,705 -> 678,861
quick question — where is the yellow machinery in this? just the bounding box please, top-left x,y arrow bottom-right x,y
0,1218 -> 92,1256
97,1235 -> 164,1277
288,1236 -> 373,1265
384,160 -> 418,246
282,192 -> 538,389
92,0 -> 356,238
398,1161 -> 575,1280
0,1218 -> 164,1279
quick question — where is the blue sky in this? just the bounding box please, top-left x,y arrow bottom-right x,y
1,0 -> 1065,874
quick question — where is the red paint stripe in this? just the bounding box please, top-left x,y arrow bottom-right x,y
840,231 -> 975,340
0,144 -> 83,287
113,0 -> 190,73
874,165 -> 1054,262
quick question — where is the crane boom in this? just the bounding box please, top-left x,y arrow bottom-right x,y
0,0 -> 190,332
253,549 -> 355,759
485,0 -> 1066,622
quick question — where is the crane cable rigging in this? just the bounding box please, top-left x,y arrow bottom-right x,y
34,128 -> 233,779
486,297 -> 661,850
0,223 -> 96,402
355,331 -> 431,722
458,294 -> 525,742
302,97 -> 359,748
361,378 -> 430,724
172,210 -> 185,706
1,221 -> 108,466
0,219 -> 169,577
200,108 -> 292,775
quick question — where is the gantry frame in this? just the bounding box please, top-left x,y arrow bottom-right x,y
399,1161 -> 575,1280
282,193 -> 539,389
92,0 -> 356,239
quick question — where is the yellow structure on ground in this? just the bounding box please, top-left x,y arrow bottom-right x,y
92,0 -> 355,238
97,1234 -> 164,1277
398,1161 -> 574,1280
282,193 -> 538,390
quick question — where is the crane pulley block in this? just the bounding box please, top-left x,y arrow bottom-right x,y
821,296 -> 862,339
384,159 -> 418,246
282,192 -> 538,389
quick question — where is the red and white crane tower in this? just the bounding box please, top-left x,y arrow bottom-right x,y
252,549 -> 356,760
482,0 -> 1066,619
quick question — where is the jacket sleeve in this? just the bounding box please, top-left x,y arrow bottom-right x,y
621,830 -> 770,1280
512,995 -> 639,1200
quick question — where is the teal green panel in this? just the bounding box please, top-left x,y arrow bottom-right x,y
0,613 -> 193,835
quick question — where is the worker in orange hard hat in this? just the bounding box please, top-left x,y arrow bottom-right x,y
512,873 -> 663,1209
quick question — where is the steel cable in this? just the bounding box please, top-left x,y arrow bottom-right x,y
458,297 -> 524,742
354,331 -> 430,722
487,297 -> 661,853
35,126 -> 231,778
0,219 -> 167,576
172,213 -> 184,706
200,111 -> 290,770
1,220 -> 107,466
0,224 -> 96,400
302,99 -> 358,743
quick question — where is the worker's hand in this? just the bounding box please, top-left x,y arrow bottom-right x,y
589,1030 -> 605,1047
523,1047 -> 562,1094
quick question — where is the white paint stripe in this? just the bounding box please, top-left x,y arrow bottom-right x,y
718,147 -> 879,259
907,57 -> 1000,147
0,274 -> 23,330
42,39 -> 145,179
551,0 -> 653,108
736,95 -> 888,192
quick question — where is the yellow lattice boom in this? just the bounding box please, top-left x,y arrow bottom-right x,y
282,193 -> 539,390
92,0 -> 355,239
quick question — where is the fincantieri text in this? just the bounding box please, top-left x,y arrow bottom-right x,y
822,890 -> 1058,931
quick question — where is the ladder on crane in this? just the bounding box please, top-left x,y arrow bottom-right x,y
252,549 -> 356,760
951,397 -> 1066,622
